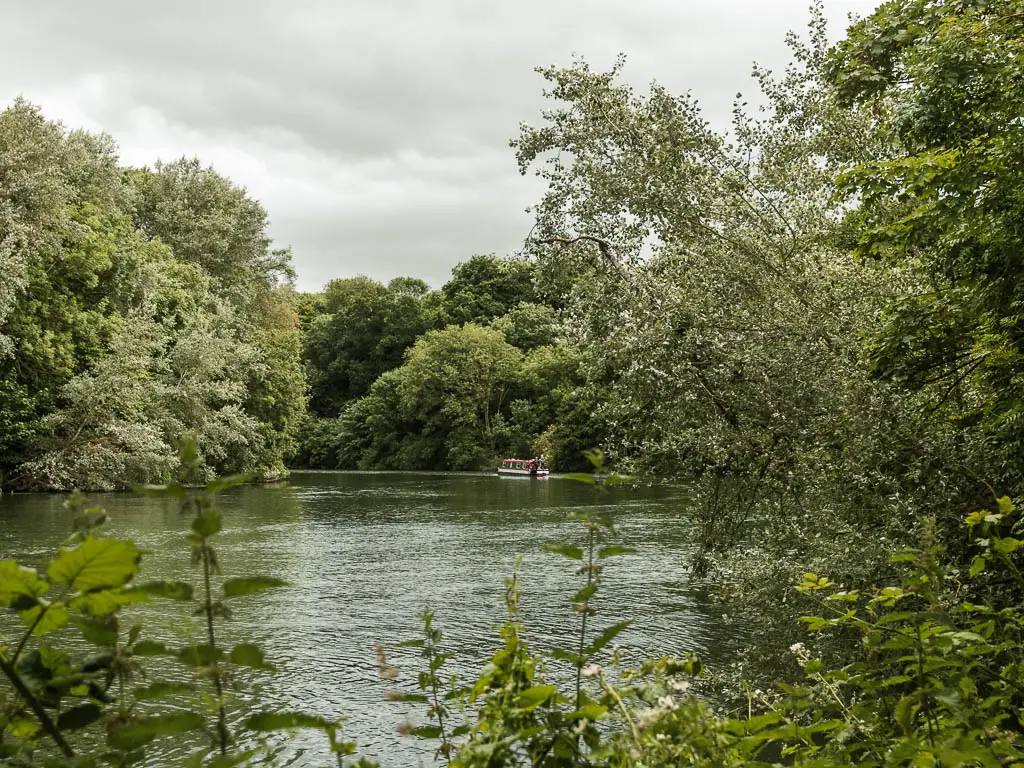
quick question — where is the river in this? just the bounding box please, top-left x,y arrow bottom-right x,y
0,471 -> 719,766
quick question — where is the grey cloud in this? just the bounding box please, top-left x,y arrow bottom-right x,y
0,0 -> 878,290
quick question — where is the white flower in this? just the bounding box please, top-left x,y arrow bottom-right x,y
656,695 -> 678,710
670,680 -> 691,693
582,664 -> 602,678
789,642 -> 805,654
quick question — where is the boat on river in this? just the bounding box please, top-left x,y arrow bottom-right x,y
497,458 -> 550,478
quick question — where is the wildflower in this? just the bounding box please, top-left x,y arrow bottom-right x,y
789,642 -> 805,654
670,679 -> 690,693
656,695 -> 678,710
582,663 -> 602,678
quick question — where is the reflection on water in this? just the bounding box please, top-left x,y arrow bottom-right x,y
0,472 -> 715,766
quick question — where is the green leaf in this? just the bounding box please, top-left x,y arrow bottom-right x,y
57,703 -> 103,732
585,620 -> 632,655
244,712 -> 333,731
222,577 -> 289,598
71,616 -> 118,646
70,588 -> 146,616
514,685 -> 557,710
411,725 -> 443,739
130,580 -> 194,601
134,681 -> 195,700
108,711 -> 205,751
571,703 -> 608,720
969,555 -> 987,577
229,642 -> 275,671
598,545 -> 636,559
541,544 -> 584,560
205,474 -> 251,494
397,639 -> 425,648
572,583 -> 598,603
0,560 -> 48,607
132,640 -> 172,656
191,510 -> 222,538
48,537 -> 140,591
562,473 -> 596,485
176,644 -> 223,667
992,537 -> 1022,554
20,603 -> 69,636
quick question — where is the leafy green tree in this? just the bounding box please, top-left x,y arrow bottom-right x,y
440,254 -> 538,326
0,101 -> 133,479
0,102 -> 305,488
303,277 -> 432,417
490,302 -> 559,350
827,0 -> 1024,499
128,158 -> 292,301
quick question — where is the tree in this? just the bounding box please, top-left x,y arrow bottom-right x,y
440,255 -> 537,326
398,324 -> 523,468
0,102 -> 305,488
827,0 -> 1024,498
490,302 -> 559,350
303,277 -> 432,416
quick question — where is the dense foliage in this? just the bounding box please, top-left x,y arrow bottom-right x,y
0,104 -> 304,490
294,254 -> 600,472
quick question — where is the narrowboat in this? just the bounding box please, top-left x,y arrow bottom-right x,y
497,458 -> 550,478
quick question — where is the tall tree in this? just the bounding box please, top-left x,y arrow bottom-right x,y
303,276 -> 432,416
828,0 -> 1024,498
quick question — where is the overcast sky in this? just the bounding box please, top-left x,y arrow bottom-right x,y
1,0 -> 877,291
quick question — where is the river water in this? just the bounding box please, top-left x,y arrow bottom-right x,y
0,471 -> 719,766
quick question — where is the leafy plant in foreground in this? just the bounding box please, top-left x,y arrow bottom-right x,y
0,439 -> 362,766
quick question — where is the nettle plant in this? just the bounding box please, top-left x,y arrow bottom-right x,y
0,438 -> 356,767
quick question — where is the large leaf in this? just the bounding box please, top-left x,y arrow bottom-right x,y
191,510 -> 222,538
513,685 -> 557,711
222,577 -> 289,598
0,560 -> 48,607
229,643 -> 275,671
129,580 -> 194,601
71,615 -> 118,646
541,544 -> 583,561
177,644 -> 223,667
108,711 -> 205,751
70,588 -> 147,616
244,712 -> 333,731
57,703 -> 103,731
132,640 -> 173,656
585,620 -> 632,655
48,537 -> 140,591
134,681 -> 195,700
20,603 -> 69,636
